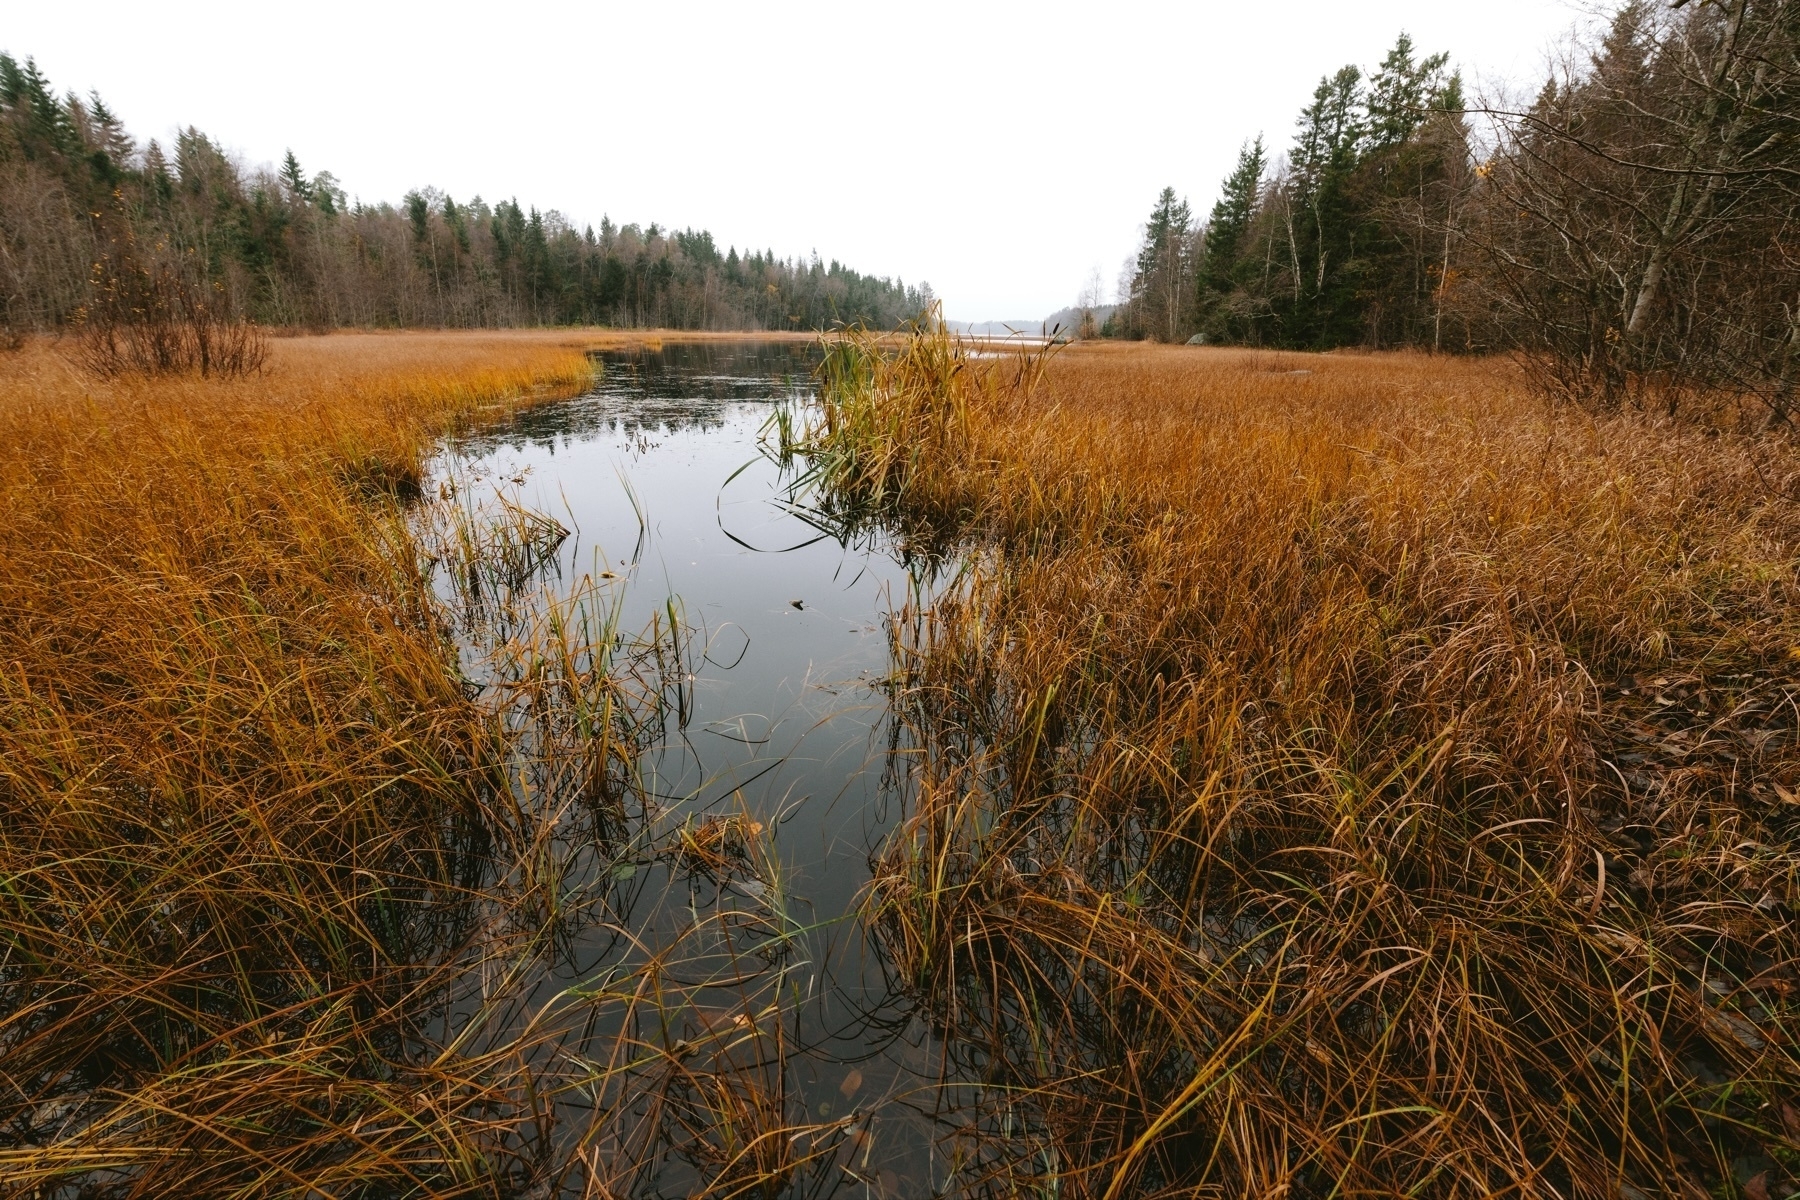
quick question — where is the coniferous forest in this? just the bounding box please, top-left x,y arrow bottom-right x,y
1114,7 -> 1799,416
0,54 -> 928,338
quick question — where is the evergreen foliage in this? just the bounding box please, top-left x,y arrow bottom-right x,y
1123,0 -> 1796,420
1122,187 -> 1194,342
1118,32 -> 1465,349
1194,137 -> 1264,343
0,55 -> 927,334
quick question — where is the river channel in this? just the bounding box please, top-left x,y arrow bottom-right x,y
435,339 -> 948,1196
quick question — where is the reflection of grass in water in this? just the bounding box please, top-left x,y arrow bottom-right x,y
0,332 -> 891,1199
816,318 -> 1800,1198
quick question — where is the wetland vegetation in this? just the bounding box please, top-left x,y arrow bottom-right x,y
805,325 -> 1800,1198
3,1 -> 1800,1197
8,320 -> 1795,1198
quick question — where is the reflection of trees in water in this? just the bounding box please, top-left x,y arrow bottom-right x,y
458,342 -> 826,452
410,410 -> 927,1198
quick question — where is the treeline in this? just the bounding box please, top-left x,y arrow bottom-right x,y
1113,2 -> 1799,416
1115,33 -> 1465,352
0,54 -> 927,336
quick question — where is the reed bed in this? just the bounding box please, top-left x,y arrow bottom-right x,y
806,326 -> 1800,1198
0,331 -> 839,1198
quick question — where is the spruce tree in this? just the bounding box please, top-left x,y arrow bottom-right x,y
1365,33 -> 1452,150
1196,137 -> 1265,342
87,92 -> 133,165
0,55 -> 929,332
405,191 -> 430,243
280,150 -> 309,201
1279,65 -> 1366,346
1130,186 -> 1194,341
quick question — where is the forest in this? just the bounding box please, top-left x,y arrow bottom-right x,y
0,54 -> 928,337
1112,3 -> 1799,417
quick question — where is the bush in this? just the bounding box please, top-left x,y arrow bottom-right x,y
73,232 -> 268,378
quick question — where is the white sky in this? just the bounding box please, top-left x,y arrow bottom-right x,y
8,1 -> 1592,322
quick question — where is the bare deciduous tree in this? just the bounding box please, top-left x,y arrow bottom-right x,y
1462,0 -> 1800,420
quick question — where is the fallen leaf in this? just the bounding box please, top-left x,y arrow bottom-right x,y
839,1068 -> 863,1098
1699,1004 -> 1766,1051
1593,927 -> 1645,953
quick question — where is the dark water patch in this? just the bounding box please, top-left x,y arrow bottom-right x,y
429,340 -> 950,1195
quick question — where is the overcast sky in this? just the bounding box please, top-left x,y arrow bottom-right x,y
9,1 -> 1593,321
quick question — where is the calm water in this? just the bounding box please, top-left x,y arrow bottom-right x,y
451,342 -> 906,910
436,340 -> 944,1194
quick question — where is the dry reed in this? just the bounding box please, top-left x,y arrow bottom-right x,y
0,331 -> 841,1198
805,323 -> 1800,1198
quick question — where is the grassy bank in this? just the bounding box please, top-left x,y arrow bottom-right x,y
0,331 -> 757,1197
811,331 -> 1800,1197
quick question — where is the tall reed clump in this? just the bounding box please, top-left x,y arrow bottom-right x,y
0,332 -> 740,1197
825,322 -> 1800,1198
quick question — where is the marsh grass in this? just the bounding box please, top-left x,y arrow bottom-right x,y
0,331 -> 860,1198
809,320 -> 1800,1197
21,316 -> 1793,1198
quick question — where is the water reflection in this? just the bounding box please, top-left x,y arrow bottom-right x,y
481,340 -> 823,445
450,342 -> 904,902
434,340 -> 944,1196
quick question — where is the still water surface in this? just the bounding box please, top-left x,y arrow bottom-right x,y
452,342 -> 903,908
439,340 -> 944,1192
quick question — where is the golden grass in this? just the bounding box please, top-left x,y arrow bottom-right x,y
12,320 -> 1798,1197
0,330 -> 837,1198
807,328 -> 1800,1198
